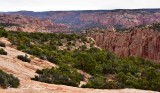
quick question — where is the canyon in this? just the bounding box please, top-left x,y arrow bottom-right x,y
1,9 -> 160,61
4,9 -> 160,30
0,14 -> 70,32
0,9 -> 160,92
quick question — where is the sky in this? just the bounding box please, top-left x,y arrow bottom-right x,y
0,0 -> 160,12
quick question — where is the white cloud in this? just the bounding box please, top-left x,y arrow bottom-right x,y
0,0 -> 160,11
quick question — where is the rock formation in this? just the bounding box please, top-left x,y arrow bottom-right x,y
0,14 -> 70,32
4,9 -> 160,29
89,27 -> 160,62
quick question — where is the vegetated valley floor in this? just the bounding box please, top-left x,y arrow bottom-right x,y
0,37 -> 159,93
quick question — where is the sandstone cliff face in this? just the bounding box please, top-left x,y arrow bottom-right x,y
89,29 -> 160,61
80,11 -> 160,28
5,9 -> 160,29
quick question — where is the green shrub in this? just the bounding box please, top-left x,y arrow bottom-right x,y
47,56 -> 56,63
0,69 -> 20,88
32,65 -> 83,87
74,52 -> 99,75
1,28 -> 160,91
17,45 -> 27,50
81,37 -> 87,42
82,76 -> 106,89
67,41 -> 72,45
39,55 -> 47,60
80,45 -> 87,51
57,41 -> 63,46
0,42 -> 6,47
17,54 -> 31,63
0,23 -> 20,27
0,29 -> 8,38
67,34 -> 77,41
0,48 -> 7,55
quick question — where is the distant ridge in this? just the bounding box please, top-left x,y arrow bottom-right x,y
1,8 -> 160,30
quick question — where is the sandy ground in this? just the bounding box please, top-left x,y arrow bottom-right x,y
0,38 -> 159,93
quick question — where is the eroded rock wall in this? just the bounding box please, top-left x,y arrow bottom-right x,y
90,29 -> 160,61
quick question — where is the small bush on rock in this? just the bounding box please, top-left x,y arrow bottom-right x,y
0,48 -> 7,55
0,42 -> 6,47
32,65 -> 83,87
0,69 -> 20,88
17,54 -> 31,63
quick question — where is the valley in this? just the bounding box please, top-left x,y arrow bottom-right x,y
0,9 -> 160,93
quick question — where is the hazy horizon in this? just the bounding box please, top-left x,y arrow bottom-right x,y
0,0 -> 160,12
1,8 -> 160,12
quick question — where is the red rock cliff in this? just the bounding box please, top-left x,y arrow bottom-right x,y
6,9 -> 160,29
0,14 -> 70,32
89,28 -> 160,61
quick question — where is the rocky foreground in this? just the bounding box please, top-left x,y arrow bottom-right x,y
0,38 -> 159,93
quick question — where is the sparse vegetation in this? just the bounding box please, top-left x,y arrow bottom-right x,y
148,23 -> 160,31
32,65 -> 83,87
0,23 -> 20,27
0,69 -> 20,88
0,48 -> 7,55
0,42 -> 6,47
116,23 -> 160,32
0,27 -> 160,91
17,54 -> 31,63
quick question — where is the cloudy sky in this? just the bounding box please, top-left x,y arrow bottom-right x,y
0,0 -> 160,12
